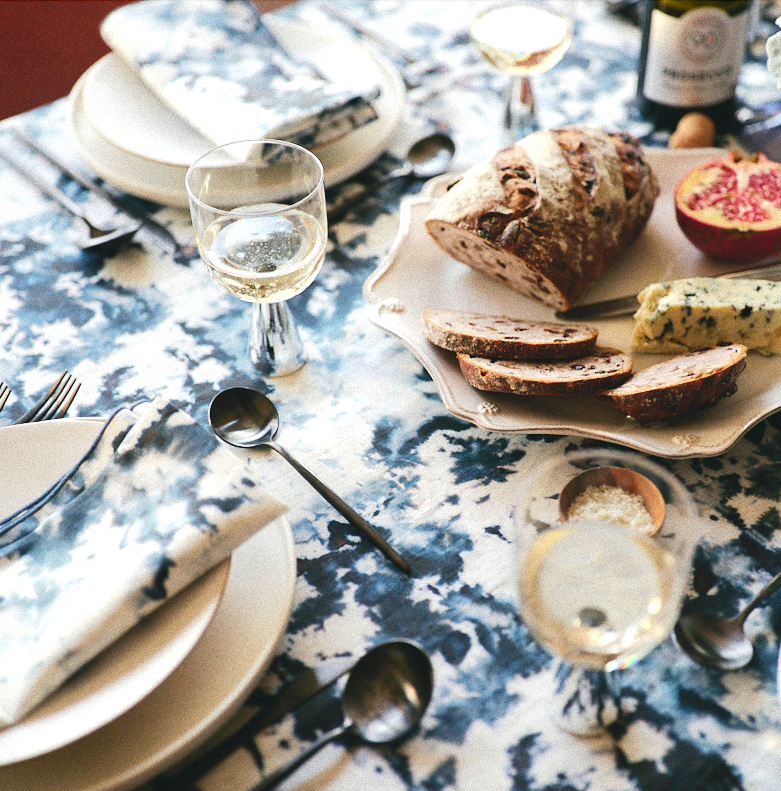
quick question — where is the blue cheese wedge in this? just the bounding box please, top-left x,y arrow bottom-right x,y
631,277 -> 781,355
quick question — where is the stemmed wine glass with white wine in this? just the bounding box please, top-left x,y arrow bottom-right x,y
513,448 -> 702,737
186,139 -> 326,377
470,1 -> 574,143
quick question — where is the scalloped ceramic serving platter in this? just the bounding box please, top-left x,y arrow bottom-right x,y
364,147 -> 781,459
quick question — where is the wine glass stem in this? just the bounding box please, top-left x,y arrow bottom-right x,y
504,75 -> 536,141
250,301 -> 307,377
553,660 -> 619,737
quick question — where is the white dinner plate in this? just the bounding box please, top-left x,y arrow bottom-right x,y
364,147 -> 781,459
0,419 -> 230,764
68,15 -> 405,207
0,423 -> 296,788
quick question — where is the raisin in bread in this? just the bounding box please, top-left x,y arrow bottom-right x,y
425,125 -> 659,311
457,348 -> 632,396
602,344 -> 747,423
423,309 -> 598,360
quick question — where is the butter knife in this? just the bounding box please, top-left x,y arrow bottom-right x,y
556,259 -> 781,320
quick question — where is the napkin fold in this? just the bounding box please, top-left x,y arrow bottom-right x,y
99,0 -> 380,151
0,398 -> 287,727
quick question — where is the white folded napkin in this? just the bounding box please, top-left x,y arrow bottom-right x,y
99,0 -> 380,151
0,397 -> 287,727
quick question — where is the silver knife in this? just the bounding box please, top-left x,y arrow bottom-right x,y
556,259 -> 781,320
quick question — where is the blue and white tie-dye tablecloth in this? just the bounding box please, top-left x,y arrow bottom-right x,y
2,2 -> 781,789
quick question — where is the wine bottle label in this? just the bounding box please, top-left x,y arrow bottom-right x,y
642,5 -> 749,108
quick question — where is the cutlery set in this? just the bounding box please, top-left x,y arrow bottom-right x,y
0,128 -> 183,257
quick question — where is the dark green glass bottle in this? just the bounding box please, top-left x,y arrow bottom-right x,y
636,0 -> 752,132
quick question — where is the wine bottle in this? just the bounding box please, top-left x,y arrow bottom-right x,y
636,0 -> 752,132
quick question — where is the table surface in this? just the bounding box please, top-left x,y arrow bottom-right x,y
2,2 -> 781,790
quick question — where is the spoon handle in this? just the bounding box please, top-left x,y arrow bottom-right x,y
249,722 -> 350,791
327,169 -> 409,223
267,440 -> 412,574
739,567 -> 781,623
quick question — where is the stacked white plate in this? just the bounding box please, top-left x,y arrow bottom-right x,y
68,16 -> 406,207
0,419 -> 297,789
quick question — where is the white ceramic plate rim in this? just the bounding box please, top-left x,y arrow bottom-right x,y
0,418 -> 229,764
0,433 -> 296,789
364,147 -> 781,459
68,15 -> 405,207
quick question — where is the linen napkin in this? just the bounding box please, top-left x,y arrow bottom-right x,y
99,0 -> 380,151
0,397 -> 287,727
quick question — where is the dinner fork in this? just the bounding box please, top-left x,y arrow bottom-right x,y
0,382 -> 10,416
14,372 -> 80,424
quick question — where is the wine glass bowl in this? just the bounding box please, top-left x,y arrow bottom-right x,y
513,449 -> 701,733
469,1 -> 574,142
186,139 -> 326,376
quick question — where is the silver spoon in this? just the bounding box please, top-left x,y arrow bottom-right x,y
209,387 -> 412,574
674,569 -> 781,670
251,640 -> 433,791
0,149 -> 140,253
328,132 -> 455,222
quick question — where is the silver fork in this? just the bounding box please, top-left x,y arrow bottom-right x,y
14,372 -> 80,424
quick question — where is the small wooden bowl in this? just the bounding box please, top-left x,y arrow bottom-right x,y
558,466 -> 666,536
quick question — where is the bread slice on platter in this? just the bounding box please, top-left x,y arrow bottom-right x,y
425,125 -> 659,311
423,309 -> 598,360
601,344 -> 748,423
457,348 -> 632,395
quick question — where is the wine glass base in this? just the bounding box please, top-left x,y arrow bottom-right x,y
250,301 -> 307,378
552,661 -> 619,738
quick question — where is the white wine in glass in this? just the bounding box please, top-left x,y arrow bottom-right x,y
470,1 -> 574,141
519,520 -> 679,672
514,449 -> 702,736
186,140 -> 327,377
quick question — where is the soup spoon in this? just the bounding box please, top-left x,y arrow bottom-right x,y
674,568 -> 781,670
251,640 -> 433,791
209,387 -> 412,574
328,132 -> 455,222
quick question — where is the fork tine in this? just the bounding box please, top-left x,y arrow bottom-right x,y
37,374 -> 80,422
0,383 -> 10,414
14,372 -> 66,424
51,378 -> 80,420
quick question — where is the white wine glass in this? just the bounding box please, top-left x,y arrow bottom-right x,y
469,1 -> 574,142
186,139 -> 326,377
513,448 -> 702,737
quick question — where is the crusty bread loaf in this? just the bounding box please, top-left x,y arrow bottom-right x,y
422,309 -> 598,360
601,344 -> 747,423
457,348 -> 632,395
425,125 -> 659,311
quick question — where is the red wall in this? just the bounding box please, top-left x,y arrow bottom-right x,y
0,1 -> 131,120
0,0 -> 294,120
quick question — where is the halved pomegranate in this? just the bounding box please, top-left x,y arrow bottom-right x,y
674,151 -> 781,262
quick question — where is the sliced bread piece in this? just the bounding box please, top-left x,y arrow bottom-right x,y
423,309 -> 598,360
457,348 -> 632,395
602,344 -> 748,424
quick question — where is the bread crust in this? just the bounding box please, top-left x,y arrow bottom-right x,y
601,344 -> 748,423
457,347 -> 633,395
425,126 -> 659,311
422,309 -> 598,360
